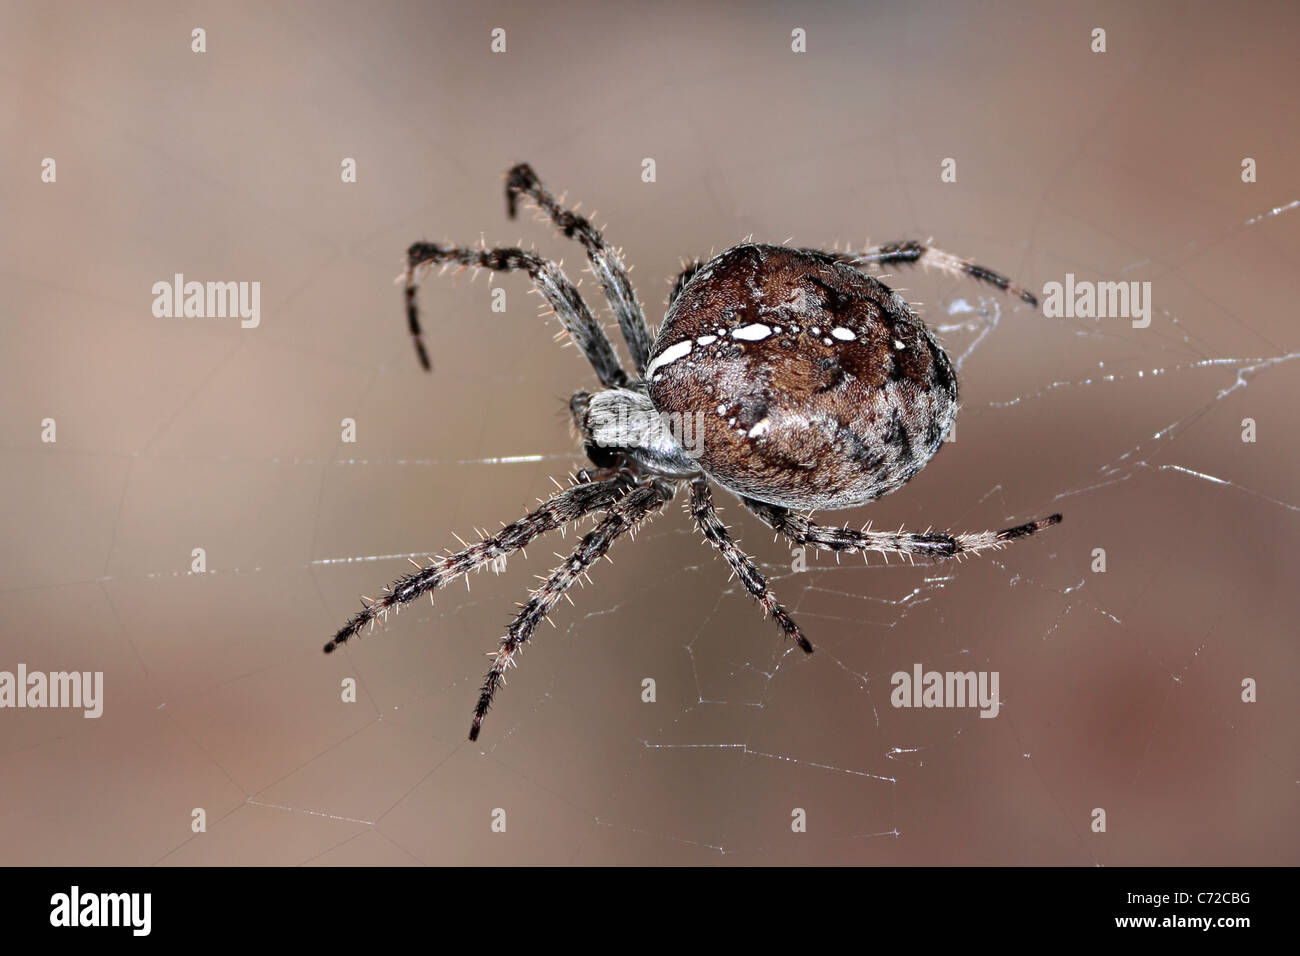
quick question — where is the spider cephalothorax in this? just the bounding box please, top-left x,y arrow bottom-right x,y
324,163 -> 1060,740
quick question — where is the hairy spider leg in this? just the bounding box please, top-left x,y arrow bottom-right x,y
742,498 -> 1062,560
324,473 -> 634,653
506,163 -> 654,376
828,240 -> 1039,307
405,242 -> 629,388
470,480 -> 675,740
689,479 -> 813,654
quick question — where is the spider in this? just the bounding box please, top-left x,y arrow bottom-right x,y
323,162 -> 1061,741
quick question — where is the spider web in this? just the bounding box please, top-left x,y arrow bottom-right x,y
1,1 -> 1297,866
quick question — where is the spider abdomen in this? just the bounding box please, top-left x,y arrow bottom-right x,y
646,244 -> 957,511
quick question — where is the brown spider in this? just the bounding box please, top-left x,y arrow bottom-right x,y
323,163 -> 1061,741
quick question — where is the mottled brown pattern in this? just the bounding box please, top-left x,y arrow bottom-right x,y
647,244 -> 957,509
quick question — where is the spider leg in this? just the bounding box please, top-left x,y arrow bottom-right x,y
742,497 -> 1061,560
405,241 -> 628,388
323,472 -> 634,653
505,163 -> 654,376
689,480 -> 813,654
821,240 -> 1038,307
469,479 -> 674,740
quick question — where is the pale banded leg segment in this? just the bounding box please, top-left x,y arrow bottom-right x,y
469,480 -> 675,740
743,497 -> 1061,561
830,240 -> 1038,307
689,480 -> 813,654
404,241 -> 628,387
505,163 -> 654,374
324,473 -> 634,654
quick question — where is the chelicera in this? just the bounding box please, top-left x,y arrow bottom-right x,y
324,163 -> 1060,740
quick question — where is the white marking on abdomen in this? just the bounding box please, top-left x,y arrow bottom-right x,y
730,323 -> 772,341
697,334 -> 717,345
645,339 -> 693,379
831,327 -> 856,341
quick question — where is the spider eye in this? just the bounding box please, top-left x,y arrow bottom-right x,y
584,441 -> 621,469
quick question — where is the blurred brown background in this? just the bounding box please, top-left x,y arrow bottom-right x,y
1,0 -> 1296,865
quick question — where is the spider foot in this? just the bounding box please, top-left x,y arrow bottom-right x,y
997,513 -> 1063,541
